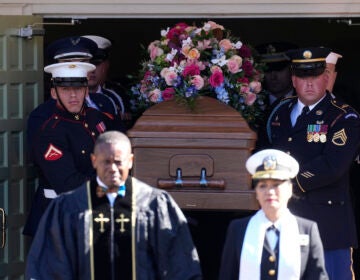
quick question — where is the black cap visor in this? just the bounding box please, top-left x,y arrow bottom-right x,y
52,77 -> 88,87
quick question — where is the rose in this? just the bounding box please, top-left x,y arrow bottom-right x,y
249,81 -> 262,94
209,70 -> 224,87
227,55 -> 243,74
245,92 -> 257,106
182,64 -> 200,77
162,88 -> 175,101
160,68 -> 178,86
238,44 -> 252,58
219,39 -> 233,52
148,41 -> 164,61
149,88 -> 161,102
242,60 -> 254,77
191,75 -> 205,90
186,48 -> 200,60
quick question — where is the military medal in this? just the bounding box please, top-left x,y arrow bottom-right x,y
313,133 -> 320,142
320,134 -> 327,143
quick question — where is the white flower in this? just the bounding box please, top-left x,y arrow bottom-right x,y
233,41 -> 243,49
182,37 -> 193,47
161,27 -> 169,37
211,55 -> 228,67
166,48 -> 178,62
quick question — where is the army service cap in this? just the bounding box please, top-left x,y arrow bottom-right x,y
44,62 -> 96,87
246,149 -> 299,181
287,47 -> 331,77
256,42 -> 297,72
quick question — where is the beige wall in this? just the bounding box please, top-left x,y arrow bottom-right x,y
1,1 -> 360,18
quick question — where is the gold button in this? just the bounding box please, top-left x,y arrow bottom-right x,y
328,200 -> 332,205
269,255 -> 276,262
91,132 -> 95,136
55,116 -> 58,120
81,150 -> 86,154
288,137 -> 292,142
84,123 -> 88,128
268,269 -> 276,276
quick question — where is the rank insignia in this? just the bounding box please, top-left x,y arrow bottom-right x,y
44,143 -> 63,161
316,110 -> 323,116
332,129 -> 347,146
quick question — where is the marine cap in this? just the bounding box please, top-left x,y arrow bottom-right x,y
44,62 -> 96,87
82,35 -> 112,63
46,36 -> 98,62
246,149 -> 299,181
287,47 -> 331,77
256,42 -> 297,72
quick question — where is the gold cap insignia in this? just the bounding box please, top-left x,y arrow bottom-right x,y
69,64 -> 77,69
303,50 -> 312,59
263,156 -> 277,171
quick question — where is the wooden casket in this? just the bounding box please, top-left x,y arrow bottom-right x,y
127,96 -> 259,210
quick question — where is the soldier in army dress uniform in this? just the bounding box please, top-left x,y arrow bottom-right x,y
266,47 -> 360,279
23,61 -> 119,237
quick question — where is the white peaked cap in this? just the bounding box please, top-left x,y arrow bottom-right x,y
326,52 -> 343,64
82,35 -> 112,49
44,62 -> 96,78
246,149 -> 299,180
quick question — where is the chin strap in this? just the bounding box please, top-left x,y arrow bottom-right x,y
54,85 -> 87,117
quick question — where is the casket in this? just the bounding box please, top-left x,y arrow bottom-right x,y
127,96 -> 259,210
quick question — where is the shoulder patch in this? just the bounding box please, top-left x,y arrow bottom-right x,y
44,144 -> 63,161
345,113 -> 359,119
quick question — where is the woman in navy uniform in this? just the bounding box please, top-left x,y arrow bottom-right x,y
24,61 -> 119,236
219,149 -> 328,280
266,47 -> 360,279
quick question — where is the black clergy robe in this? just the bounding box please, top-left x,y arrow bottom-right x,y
25,177 -> 202,280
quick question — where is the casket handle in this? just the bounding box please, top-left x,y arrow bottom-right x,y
158,168 -> 226,189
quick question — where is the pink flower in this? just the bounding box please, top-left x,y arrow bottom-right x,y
160,68 -> 178,86
227,55 -> 243,74
249,81 -> 262,94
166,22 -> 189,40
209,71 -> 224,87
210,65 -> 222,73
149,89 -> 161,102
245,92 -> 257,106
191,75 -> 205,90
197,39 -> 211,51
219,39 -> 233,52
237,77 -> 249,84
204,21 -> 224,31
182,64 -> 200,77
148,41 -> 164,61
162,88 -> 175,101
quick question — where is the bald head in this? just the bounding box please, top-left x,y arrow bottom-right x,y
94,131 -> 132,155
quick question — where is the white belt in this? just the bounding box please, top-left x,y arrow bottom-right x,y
43,188 -> 58,199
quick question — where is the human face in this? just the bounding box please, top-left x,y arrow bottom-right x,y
292,72 -> 329,106
91,142 -> 133,191
51,86 -> 87,113
255,179 -> 292,221
87,60 -> 109,91
264,67 -> 292,98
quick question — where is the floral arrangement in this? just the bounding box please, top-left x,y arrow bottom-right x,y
128,20 -> 268,129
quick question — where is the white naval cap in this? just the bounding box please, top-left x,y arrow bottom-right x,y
246,149 -> 299,181
82,35 -> 112,49
45,62 -> 96,87
44,62 -> 95,78
326,52 -> 342,65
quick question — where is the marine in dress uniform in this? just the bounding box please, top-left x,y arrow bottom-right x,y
24,62 -> 119,237
26,131 -> 202,280
266,47 -> 360,279
219,149 -> 328,280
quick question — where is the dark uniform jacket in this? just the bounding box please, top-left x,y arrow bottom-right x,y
26,177 -> 202,280
219,215 -> 328,280
266,93 -> 360,249
23,104 -> 117,236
